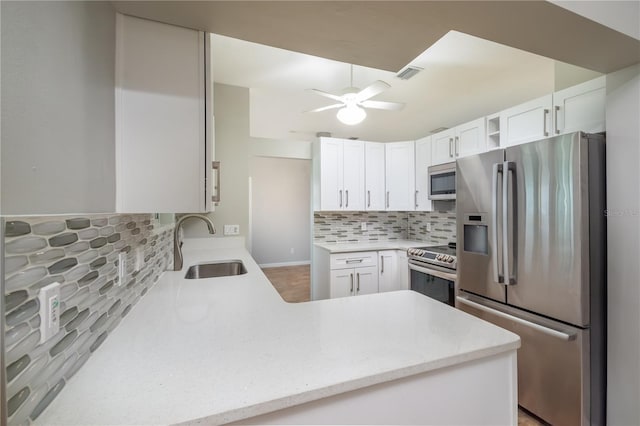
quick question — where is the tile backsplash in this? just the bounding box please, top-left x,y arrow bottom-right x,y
3,213 -> 173,424
314,204 -> 456,245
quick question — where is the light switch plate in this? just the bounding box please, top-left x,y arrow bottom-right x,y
361,222 -> 367,231
426,223 -> 432,232
224,224 -> 240,235
38,282 -> 61,343
135,246 -> 144,272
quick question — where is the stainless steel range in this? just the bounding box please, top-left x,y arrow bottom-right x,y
407,243 -> 457,306
407,243 -> 457,271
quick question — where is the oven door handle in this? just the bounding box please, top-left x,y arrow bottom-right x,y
408,261 -> 457,282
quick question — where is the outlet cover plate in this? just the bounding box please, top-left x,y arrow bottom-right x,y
224,225 -> 240,235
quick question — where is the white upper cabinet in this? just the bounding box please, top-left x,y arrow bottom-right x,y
365,142 -> 386,211
501,76 -> 605,147
500,94 -> 553,147
314,137 -> 364,211
342,140 -> 366,211
455,117 -> 486,158
552,76 -> 605,135
385,141 -> 415,211
116,14 -> 213,213
431,128 -> 456,165
414,136 -> 433,212
432,117 -> 486,166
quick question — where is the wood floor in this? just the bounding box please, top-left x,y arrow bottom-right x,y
262,265 -> 545,425
262,264 -> 310,303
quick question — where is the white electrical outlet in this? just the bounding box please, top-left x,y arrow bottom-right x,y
118,252 -> 127,285
38,282 -> 61,343
426,223 -> 432,232
135,246 -> 144,272
223,224 -> 240,235
290,247 -> 295,254
361,222 -> 367,231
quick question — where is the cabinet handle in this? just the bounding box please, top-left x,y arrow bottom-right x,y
386,191 -> 390,208
350,273 -> 354,293
554,105 -> 560,134
367,190 -> 371,208
415,190 -> 419,209
345,190 -> 349,208
339,190 -> 343,208
455,136 -> 459,157
356,272 -> 360,292
211,161 -> 221,203
346,258 -> 364,264
449,138 -> 453,157
381,256 -> 384,273
543,109 -> 550,137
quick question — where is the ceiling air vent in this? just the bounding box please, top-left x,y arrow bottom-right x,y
396,66 -> 423,80
430,127 -> 449,134
316,132 -> 332,138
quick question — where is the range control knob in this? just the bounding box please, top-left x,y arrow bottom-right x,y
447,257 -> 454,263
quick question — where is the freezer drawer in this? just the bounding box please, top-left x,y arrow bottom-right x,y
457,294 -> 602,426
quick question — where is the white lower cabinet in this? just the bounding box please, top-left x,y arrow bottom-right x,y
397,250 -> 409,291
328,251 -> 379,298
330,266 -> 378,298
378,250 -> 399,293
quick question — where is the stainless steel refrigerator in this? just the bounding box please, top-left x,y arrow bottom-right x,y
456,132 -> 606,426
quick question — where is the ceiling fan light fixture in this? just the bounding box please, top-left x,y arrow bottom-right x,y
337,105 -> 366,125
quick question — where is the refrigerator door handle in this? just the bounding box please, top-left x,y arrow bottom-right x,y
503,161 -> 518,285
492,163 -> 504,284
456,295 -> 577,341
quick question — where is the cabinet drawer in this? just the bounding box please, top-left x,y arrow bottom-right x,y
330,251 -> 378,269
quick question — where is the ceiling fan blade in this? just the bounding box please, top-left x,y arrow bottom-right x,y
307,88 -> 344,103
304,103 -> 344,113
360,100 -> 405,111
355,80 -> 391,102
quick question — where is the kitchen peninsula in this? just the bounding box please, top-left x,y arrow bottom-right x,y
36,237 -> 520,425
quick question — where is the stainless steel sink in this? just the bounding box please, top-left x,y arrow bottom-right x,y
184,260 -> 247,279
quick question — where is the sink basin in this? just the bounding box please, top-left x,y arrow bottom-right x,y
184,260 -> 247,279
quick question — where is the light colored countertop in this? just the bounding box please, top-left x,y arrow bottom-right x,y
38,237 -> 520,426
314,239 -> 431,253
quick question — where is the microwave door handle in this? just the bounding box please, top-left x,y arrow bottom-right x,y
492,163 -> 503,284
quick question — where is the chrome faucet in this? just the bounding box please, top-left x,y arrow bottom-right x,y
173,214 -> 216,271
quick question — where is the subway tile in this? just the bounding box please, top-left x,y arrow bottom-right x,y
6,221 -> 32,237
6,236 -> 47,254
32,221 -> 66,236
65,218 -> 91,230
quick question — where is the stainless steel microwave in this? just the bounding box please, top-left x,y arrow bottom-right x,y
428,162 -> 456,200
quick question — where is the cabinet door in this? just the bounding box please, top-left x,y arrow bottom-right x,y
355,266 -> 379,296
330,268 -> 354,299
378,250 -> 399,293
415,136 -> 433,212
319,138 -> 344,210
455,117 -> 486,158
342,140 -> 365,211
431,129 -> 456,165
500,94 -> 552,147
553,76 -> 605,135
396,250 -> 410,290
116,14 -> 210,213
385,141 -> 415,211
365,142 -> 386,211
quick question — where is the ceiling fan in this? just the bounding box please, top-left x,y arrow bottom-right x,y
305,65 -> 404,125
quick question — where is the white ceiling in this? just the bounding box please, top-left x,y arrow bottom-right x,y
211,30 -> 597,142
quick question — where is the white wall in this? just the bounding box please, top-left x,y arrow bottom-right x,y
1,1 -> 116,214
250,157 -> 311,266
606,63 -> 640,426
182,83 -> 251,242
